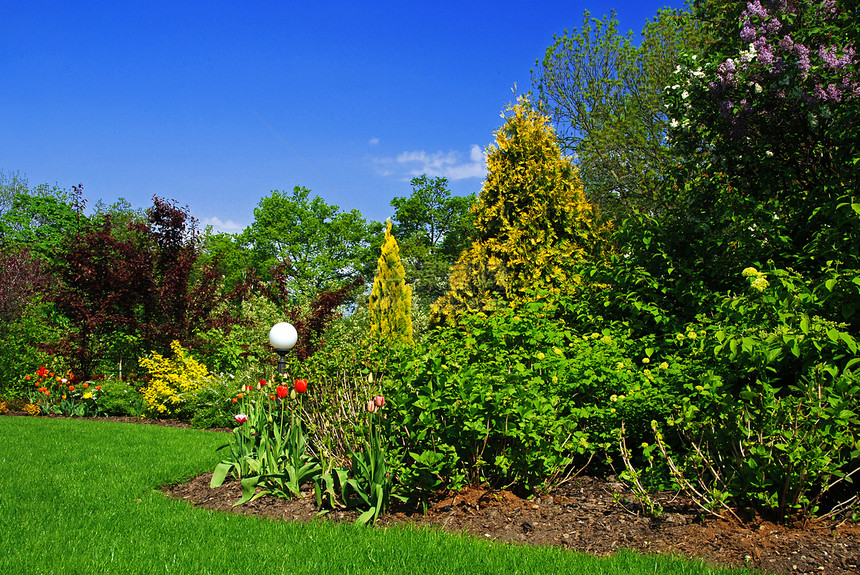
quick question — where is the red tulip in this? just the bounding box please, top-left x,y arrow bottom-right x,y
294,379 -> 308,394
373,395 -> 385,408
258,379 -> 267,386
276,385 -> 289,399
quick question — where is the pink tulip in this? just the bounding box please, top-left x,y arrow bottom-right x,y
373,395 -> 385,408
366,399 -> 377,413
234,413 -> 248,424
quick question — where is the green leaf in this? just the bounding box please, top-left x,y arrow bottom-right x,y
800,315 -> 810,335
210,462 -> 231,488
839,332 -> 858,354
356,507 -> 377,525
235,475 -> 261,506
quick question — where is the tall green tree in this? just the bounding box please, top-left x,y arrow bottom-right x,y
368,219 -> 413,347
532,8 -> 704,219
390,175 -> 474,301
0,180 -> 81,261
242,186 -> 381,300
430,98 -> 609,326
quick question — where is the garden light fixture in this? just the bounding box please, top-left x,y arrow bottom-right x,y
268,322 -> 298,375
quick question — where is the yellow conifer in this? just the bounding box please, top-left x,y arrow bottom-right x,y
431,97 -> 609,326
369,219 -> 414,346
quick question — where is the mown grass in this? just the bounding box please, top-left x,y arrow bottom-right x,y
0,416 -> 758,575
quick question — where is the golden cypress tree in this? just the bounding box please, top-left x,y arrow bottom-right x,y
430,97 -> 609,326
368,219 -> 414,346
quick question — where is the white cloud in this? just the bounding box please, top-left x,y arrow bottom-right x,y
383,144 -> 486,181
368,138 -> 380,146
200,216 -> 246,234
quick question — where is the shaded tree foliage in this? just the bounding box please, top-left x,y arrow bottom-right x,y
663,0 -> 860,291
532,8 -> 704,219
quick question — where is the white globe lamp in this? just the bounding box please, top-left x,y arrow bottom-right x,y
269,322 -> 298,374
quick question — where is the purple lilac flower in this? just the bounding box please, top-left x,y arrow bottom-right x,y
756,38 -> 776,67
765,16 -> 782,35
818,0 -> 837,18
794,44 -> 811,78
819,46 -> 840,68
746,0 -> 770,20
779,35 -> 794,52
741,23 -> 758,43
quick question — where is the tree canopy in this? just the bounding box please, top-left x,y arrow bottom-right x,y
242,186 -> 381,300
390,175 -> 474,301
532,8 -> 704,219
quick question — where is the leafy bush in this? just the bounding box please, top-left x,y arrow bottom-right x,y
380,295 -> 701,495
138,340 -> 214,418
91,375 -> 147,417
635,265 -> 860,520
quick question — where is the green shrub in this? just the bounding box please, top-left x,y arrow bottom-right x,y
641,265 -> 860,521
91,375 -> 146,417
379,295 -> 700,495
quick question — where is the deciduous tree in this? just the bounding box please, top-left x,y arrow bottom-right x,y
532,9 -> 703,219
242,186 -> 380,300
390,175 -> 474,301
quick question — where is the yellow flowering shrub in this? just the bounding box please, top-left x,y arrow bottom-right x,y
139,341 -> 213,417
23,403 -> 40,416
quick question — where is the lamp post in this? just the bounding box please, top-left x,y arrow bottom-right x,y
268,322 -> 298,375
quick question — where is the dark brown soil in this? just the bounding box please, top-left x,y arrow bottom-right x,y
7,413 -> 858,574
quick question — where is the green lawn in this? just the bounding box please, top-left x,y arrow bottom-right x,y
0,416 -> 757,574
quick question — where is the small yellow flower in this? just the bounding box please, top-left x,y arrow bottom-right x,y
642,357 -> 650,364
536,352 -> 546,360
751,276 -> 769,291
82,392 -> 93,400
687,331 -> 698,339
742,267 -> 759,278
552,347 -> 563,356
616,361 -> 625,370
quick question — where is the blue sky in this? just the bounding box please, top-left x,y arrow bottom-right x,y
3,1 -> 683,234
